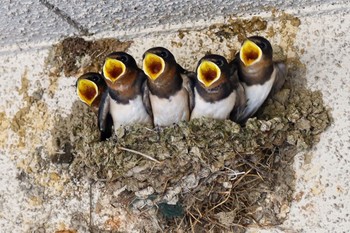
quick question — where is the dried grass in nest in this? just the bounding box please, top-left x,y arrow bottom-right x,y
168,146 -> 294,233
51,82 -> 331,232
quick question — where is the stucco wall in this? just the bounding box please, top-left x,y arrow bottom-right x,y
0,0 -> 338,50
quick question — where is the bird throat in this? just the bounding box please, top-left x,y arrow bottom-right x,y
196,80 -> 232,103
148,69 -> 183,99
108,70 -> 141,102
239,62 -> 274,85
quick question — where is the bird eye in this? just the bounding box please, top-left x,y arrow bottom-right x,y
215,59 -> 224,67
92,74 -> 100,82
259,42 -> 267,50
159,51 -> 168,58
119,55 -> 128,63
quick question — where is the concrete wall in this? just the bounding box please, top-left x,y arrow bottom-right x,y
0,0 -> 334,50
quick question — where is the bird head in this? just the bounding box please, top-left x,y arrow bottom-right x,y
76,73 -> 101,106
197,54 -> 229,88
240,36 -> 272,67
143,47 -> 176,81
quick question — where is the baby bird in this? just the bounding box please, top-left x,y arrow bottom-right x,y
99,52 -> 153,134
191,54 -> 246,121
142,47 -> 194,126
76,72 -> 113,140
233,36 -> 286,123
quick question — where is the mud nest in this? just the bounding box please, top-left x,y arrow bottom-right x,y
51,81 -> 331,232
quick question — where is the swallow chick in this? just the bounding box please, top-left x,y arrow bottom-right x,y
190,54 -> 246,121
142,47 -> 194,127
99,52 -> 153,134
234,36 -> 286,123
76,72 -> 113,141
77,72 -> 107,113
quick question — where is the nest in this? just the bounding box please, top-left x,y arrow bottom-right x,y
51,82 -> 331,232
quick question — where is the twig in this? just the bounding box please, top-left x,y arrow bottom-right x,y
232,168 -> 253,189
236,151 -> 267,177
206,190 -> 231,213
176,216 -> 186,231
206,217 -> 230,230
194,206 -> 203,218
208,216 -> 246,229
187,210 -> 202,225
189,215 -> 195,233
118,146 -> 161,163
224,167 -> 245,180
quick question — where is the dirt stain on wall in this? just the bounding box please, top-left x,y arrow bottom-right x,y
44,37 -> 132,96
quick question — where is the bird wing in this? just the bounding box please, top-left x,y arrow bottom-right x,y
181,71 -> 196,112
98,89 -> 111,133
230,82 -> 247,123
269,62 -> 287,97
142,80 -> 153,118
228,60 -> 246,123
100,113 -> 113,141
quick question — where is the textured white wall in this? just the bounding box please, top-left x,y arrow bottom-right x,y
0,0 -> 332,50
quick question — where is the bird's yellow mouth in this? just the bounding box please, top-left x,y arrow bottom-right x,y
197,61 -> 221,87
143,53 -> 165,80
77,79 -> 98,106
240,40 -> 262,66
103,58 -> 126,83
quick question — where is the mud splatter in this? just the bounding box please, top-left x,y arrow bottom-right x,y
44,37 -> 132,96
208,16 -> 268,43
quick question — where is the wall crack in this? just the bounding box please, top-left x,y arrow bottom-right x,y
39,0 -> 91,36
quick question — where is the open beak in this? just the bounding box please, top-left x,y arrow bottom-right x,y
103,58 -> 126,83
76,79 -> 98,106
143,53 -> 165,80
197,61 -> 221,88
240,39 -> 262,66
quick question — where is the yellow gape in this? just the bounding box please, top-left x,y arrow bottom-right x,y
77,79 -> 98,106
240,40 -> 262,66
103,58 -> 126,83
197,60 -> 221,87
143,53 -> 165,80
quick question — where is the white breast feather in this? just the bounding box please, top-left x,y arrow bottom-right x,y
191,90 -> 237,120
109,95 -> 152,131
150,88 -> 190,126
241,68 -> 277,120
